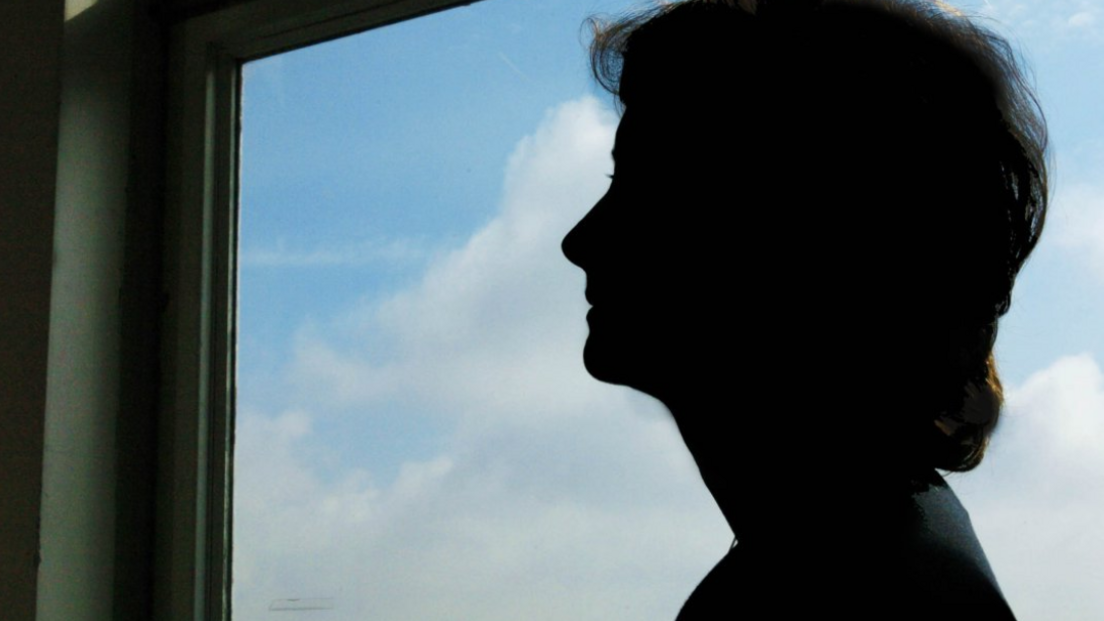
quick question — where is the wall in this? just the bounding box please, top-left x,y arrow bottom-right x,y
39,0 -> 167,619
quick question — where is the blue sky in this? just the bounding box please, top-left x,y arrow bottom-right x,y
235,1 -> 1104,619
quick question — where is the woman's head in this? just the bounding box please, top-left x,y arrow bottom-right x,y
566,0 -> 1048,473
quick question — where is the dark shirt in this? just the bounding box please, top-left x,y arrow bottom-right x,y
676,472 -> 1015,619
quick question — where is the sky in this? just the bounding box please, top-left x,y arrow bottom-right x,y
235,1 -> 1104,619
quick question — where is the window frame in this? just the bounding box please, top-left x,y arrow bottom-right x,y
160,2 -> 484,619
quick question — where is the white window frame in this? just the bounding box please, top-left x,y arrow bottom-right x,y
160,2 -> 484,619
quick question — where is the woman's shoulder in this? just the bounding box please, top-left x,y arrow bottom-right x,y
901,472 -> 1017,619
675,472 -> 1017,619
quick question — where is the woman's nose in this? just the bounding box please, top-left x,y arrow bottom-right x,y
562,197 -> 603,270
561,218 -> 586,269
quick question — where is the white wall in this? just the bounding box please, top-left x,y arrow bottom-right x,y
37,0 -> 133,617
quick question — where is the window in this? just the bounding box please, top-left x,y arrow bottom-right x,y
165,1 -> 1104,619
233,1 -> 731,618
162,4 -> 501,618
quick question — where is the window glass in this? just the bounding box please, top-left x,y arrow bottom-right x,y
235,1 -> 1104,619
236,2 -> 728,619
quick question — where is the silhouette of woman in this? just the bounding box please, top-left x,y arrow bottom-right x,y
562,0 -> 1047,618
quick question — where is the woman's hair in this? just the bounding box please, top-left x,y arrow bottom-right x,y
588,0 -> 1048,472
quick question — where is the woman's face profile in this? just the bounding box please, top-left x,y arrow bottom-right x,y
562,107 -> 730,401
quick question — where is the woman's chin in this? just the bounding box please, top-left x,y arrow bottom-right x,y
582,337 -> 663,395
582,340 -> 619,383
582,338 -> 632,384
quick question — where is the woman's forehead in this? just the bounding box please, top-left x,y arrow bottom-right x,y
612,102 -> 766,175
610,110 -> 682,174
611,107 -> 701,157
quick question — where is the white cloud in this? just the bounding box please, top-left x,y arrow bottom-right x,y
951,0 -> 1104,40
950,354 -> 1104,620
1050,183 -> 1104,281
234,404 -> 726,621
1068,10 -> 1098,28
240,236 -> 428,268
234,97 -> 731,621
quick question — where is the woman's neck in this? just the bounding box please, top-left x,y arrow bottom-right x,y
664,392 -> 913,548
